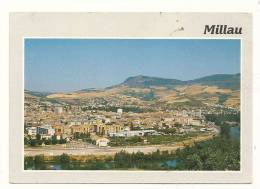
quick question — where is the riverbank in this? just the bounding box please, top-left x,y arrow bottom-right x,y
24,132 -> 240,170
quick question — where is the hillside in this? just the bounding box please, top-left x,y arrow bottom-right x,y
187,73 -> 240,90
121,75 -> 183,88
25,90 -> 53,97
42,73 -> 240,109
119,73 -> 240,90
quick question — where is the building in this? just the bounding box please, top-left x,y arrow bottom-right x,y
93,123 -> 123,135
70,120 -> 82,126
96,138 -> 110,147
53,125 -> 65,136
189,119 -> 202,126
108,129 -> 158,137
70,124 -> 93,134
54,105 -> 63,114
36,125 -> 55,139
117,108 -> 123,115
175,116 -> 192,126
26,127 -> 37,136
90,134 -> 110,147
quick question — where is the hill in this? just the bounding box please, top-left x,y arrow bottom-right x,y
120,73 -> 240,90
25,90 -> 53,97
121,75 -> 183,88
35,73 -> 241,109
187,73 -> 240,90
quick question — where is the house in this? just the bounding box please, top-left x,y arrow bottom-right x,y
53,125 -> 64,136
36,125 -> 55,139
96,138 -> 110,147
117,108 -> 123,115
90,134 -> 110,147
26,127 -> 37,136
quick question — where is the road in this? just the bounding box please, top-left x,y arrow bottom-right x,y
24,134 -> 214,157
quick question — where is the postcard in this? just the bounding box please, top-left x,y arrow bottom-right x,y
9,12 -> 252,183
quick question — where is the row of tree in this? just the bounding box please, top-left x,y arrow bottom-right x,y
25,129 -> 240,171
205,113 -> 240,125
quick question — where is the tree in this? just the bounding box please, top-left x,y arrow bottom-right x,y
174,123 -> 182,128
59,153 -> 70,164
51,135 -> 58,145
29,139 -> 37,147
186,154 -> 203,170
34,155 -> 45,169
24,156 -> 34,169
36,134 -> 41,140
59,137 -> 67,144
24,137 -> 29,145
220,125 -> 230,138
44,139 -> 51,145
114,150 -> 131,168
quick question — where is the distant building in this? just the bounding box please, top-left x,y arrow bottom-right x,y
70,120 -> 81,126
182,110 -> 187,116
117,108 -> 123,115
26,127 -> 37,136
36,125 -> 55,139
70,124 -> 93,134
102,118 -> 111,124
90,134 -> 110,147
109,129 -> 158,137
54,105 -> 63,114
189,119 -> 202,126
53,125 -> 65,136
96,138 -> 110,147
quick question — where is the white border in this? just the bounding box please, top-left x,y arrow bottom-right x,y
10,12 -> 252,183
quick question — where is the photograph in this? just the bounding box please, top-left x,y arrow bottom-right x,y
23,38 -> 241,171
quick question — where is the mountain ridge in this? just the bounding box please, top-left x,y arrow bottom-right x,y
25,73 -> 240,96
28,73 -> 240,109
120,73 -> 240,90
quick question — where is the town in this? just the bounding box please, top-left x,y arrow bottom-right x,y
24,90 -> 238,153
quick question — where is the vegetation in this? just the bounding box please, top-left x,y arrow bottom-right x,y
24,135 -> 67,147
172,99 -> 203,108
146,135 -> 189,145
108,131 -> 202,147
81,105 -> 155,113
123,75 -> 182,88
205,113 -> 240,125
73,132 -> 93,143
218,94 -> 230,104
156,128 -> 177,135
24,150 -> 176,170
108,136 -> 144,146
123,90 -> 156,101
24,131 -> 240,170
122,74 -> 240,90
189,73 -> 240,90
175,136 -> 239,170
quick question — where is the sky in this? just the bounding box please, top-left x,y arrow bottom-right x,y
25,39 -> 240,92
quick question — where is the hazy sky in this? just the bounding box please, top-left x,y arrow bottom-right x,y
25,39 -> 240,92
